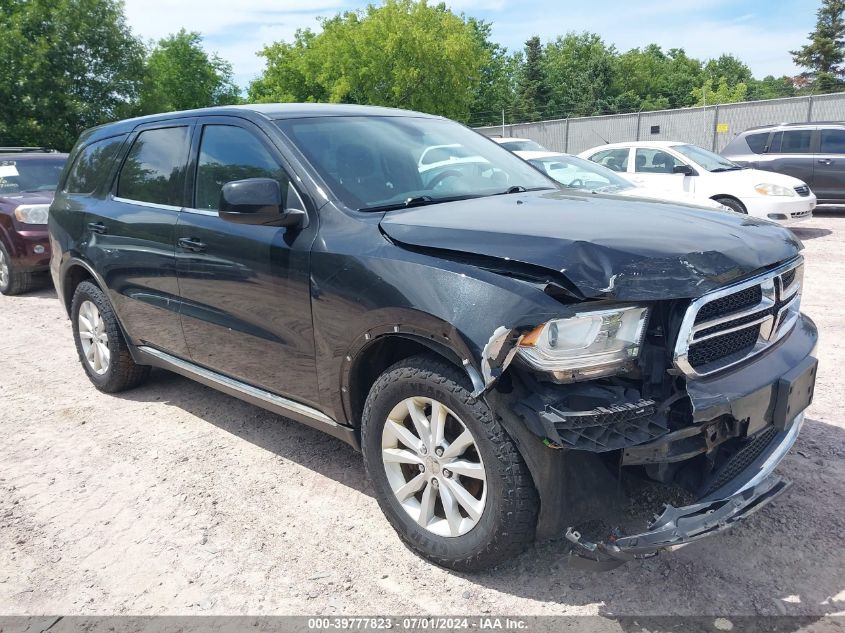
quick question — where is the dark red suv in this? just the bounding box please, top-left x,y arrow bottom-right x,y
0,148 -> 67,294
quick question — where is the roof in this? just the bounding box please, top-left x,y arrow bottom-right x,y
743,121 -> 845,132
80,103 -> 440,144
514,150 -> 569,160
493,137 -> 536,144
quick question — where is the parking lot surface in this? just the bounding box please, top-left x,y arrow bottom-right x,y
1,214 -> 843,618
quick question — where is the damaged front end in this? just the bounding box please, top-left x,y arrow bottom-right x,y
481,258 -> 818,570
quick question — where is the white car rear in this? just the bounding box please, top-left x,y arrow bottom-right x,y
578,141 -> 815,225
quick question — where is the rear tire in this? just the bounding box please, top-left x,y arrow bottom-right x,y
71,281 -> 150,393
714,196 -> 747,214
361,354 -> 538,571
0,242 -> 39,296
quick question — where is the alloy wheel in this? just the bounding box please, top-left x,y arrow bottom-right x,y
78,300 -> 111,375
381,397 -> 487,537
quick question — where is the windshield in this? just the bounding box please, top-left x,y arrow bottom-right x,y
0,157 -> 66,194
673,144 -> 741,172
276,116 -> 556,210
500,139 -> 545,152
528,154 -> 634,192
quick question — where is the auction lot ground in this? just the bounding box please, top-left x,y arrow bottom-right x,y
1,214 -> 844,619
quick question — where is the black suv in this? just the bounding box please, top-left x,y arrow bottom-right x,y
50,104 -> 818,571
722,122 -> 845,206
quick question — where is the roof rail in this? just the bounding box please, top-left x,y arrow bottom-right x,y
0,147 -> 60,153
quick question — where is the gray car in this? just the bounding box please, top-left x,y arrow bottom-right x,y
721,122 -> 845,206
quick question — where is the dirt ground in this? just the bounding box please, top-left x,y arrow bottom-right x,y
1,213 -> 844,620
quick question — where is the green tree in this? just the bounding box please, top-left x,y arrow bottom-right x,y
543,32 -> 617,118
614,45 -> 702,111
748,75 -> 798,100
139,29 -> 241,114
692,77 -> 749,105
791,0 -> 845,92
0,0 -> 145,150
250,0 -> 485,122
466,18 -> 518,127
513,36 -> 550,122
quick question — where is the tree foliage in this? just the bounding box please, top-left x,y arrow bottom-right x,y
249,0 -> 485,121
0,0 -> 145,150
139,29 -> 241,114
791,0 -> 845,92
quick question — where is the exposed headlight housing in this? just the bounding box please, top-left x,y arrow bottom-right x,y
517,305 -> 649,383
14,204 -> 50,225
755,183 -> 795,197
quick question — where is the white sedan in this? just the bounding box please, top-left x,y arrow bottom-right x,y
517,151 -> 730,211
578,141 -> 816,225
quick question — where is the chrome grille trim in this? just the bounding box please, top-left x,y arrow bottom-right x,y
674,257 -> 804,378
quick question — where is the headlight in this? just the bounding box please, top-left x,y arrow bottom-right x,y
755,183 -> 795,197
14,204 -> 50,225
517,305 -> 649,382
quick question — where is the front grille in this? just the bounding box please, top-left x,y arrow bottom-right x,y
700,427 -> 778,496
694,285 -> 762,324
674,260 -> 803,377
689,324 -> 760,368
794,185 -> 810,197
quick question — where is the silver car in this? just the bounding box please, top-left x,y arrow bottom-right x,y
721,122 -> 845,207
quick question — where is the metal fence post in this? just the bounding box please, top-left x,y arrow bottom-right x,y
635,111 -> 642,141
807,95 -> 814,122
711,105 -> 720,152
564,118 -> 569,154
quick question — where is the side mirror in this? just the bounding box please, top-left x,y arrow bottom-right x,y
219,178 -> 306,228
673,164 -> 695,176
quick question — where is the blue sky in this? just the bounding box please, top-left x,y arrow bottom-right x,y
123,0 -> 818,90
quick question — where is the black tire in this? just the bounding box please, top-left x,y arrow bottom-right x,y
70,281 -> 150,393
0,242 -> 40,296
361,354 -> 538,571
714,196 -> 747,214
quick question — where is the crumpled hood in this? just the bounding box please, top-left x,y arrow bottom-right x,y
379,190 -> 803,300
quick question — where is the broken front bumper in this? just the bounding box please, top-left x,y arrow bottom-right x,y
566,412 -> 805,571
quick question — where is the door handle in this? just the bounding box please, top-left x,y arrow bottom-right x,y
87,222 -> 107,234
818,158 -> 834,165
178,237 -> 206,253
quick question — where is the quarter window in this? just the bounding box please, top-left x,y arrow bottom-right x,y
745,132 -> 770,154
65,135 -> 127,194
820,129 -> 845,154
117,126 -> 190,206
195,125 -> 289,210
589,148 -> 629,172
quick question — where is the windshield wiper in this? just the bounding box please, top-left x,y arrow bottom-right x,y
710,166 -> 744,173
493,185 -> 553,196
362,195 -> 450,213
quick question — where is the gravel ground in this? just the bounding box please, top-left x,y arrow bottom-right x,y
1,213 -> 844,619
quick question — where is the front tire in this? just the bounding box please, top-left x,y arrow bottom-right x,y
0,242 -> 39,296
71,281 -> 150,393
714,196 -> 747,214
361,355 -> 538,571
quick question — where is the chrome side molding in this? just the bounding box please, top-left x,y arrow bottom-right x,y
136,346 -> 360,449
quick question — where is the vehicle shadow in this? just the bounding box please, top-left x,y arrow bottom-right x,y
116,370 -> 844,619
791,227 -> 832,240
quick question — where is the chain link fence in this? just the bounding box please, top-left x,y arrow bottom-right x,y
476,92 -> 845,155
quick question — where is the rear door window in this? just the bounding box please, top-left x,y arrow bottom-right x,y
820,128 -> 845,154
117,126 -> 191,206
65,135 -> 127,194
588,148 -> 629,172
770,130 -> 813,154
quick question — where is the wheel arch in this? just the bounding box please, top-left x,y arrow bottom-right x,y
60,257 -> 107,317
343,328 -> 483,428
711,194 -> 747,213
